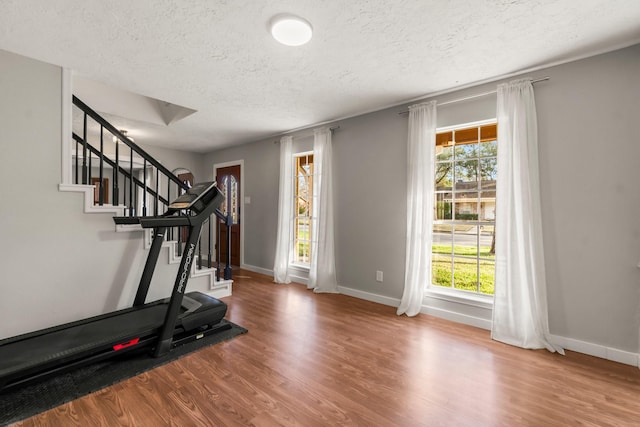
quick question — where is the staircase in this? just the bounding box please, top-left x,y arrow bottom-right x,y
60,96 -> 232,300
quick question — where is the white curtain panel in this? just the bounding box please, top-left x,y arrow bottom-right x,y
273,135 -> 294,284
308,127 -> 339,293
397,101 -> 437,316
492,78 -> 563,354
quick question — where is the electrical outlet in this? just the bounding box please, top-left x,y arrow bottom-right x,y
376,270 -> 383,282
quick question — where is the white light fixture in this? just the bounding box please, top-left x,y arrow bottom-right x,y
270,14 -> 313,46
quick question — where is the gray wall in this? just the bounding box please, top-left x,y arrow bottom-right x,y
140,143 -> 203,181
202,139 -> 280,269
536,47 -> 640,352
0,50 -> 198,339
203,44 -> 640,353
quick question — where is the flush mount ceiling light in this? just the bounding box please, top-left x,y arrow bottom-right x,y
270,14 -> 313,46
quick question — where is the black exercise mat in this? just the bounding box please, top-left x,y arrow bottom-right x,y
0,320 -> 247,426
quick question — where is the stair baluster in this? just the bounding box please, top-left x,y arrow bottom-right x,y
82,112 -> 88,185
113,139 -> 119,206
99,125 -> 104,205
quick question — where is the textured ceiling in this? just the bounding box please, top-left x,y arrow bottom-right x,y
1,0 -> 639,152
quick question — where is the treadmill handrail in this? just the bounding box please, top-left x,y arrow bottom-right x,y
113,216 -> 144,225
138,215 -> 192,228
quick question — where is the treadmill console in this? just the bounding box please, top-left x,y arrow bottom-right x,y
169,181 -> 219,212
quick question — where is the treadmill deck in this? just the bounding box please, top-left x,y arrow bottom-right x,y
0,292 -> 226,384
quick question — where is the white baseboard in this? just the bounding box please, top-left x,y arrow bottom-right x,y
550,334 -> 639,367
420,304 -> 492,330
290,274 -> 309,286
337,286 -> 400,307
337,285 -> 492,330
240,263 -> 273,277
239,264 -> 316,286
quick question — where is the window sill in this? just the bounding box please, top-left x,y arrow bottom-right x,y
424,287 -> 493,310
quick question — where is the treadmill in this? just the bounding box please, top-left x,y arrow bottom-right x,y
0,181 -> 229,390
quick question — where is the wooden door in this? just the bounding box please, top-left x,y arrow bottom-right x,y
91,177 -> 109,204
216,164 -> 241,267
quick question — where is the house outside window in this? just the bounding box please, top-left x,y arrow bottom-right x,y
293,152 -> 314,265
432,121 -> 497,295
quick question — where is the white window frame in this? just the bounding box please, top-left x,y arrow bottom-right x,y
426,118 -> 497,308
290,150 -> 314,270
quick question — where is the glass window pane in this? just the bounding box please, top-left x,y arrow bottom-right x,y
302,241 -> 309,263
455,143 -> 477,160
479,225 -> 495,258
454,160 -> 478,189
230,176 -> 238,224
453,256 -> 478,293
479,191 -> 496,222
432,253 -> 452,288
454,192 -> 478,221
434,193 -> 452,220
297,199 -> 307,216
432,226 -> 452,288
479,260 -> 495,295
296,218 -> 310,241
479,156 -> 497,184
453,224 -> 478,292
453,224 -> 478,256
436,145 -> 453,162
294,240 -> 308,263
293,240 -> 300,263
435,163 -> 453,190
298,176 -> 308,194
432,224 -> 453,251
480,139 -> 497,158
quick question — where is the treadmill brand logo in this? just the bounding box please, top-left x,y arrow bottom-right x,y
178,243 -> 196,293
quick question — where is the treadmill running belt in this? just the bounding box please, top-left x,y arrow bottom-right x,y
0,304 -> 167,379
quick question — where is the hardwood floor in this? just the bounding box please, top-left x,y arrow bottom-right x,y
13,270 -> 640,426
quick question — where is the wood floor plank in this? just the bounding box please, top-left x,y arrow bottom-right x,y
12,270 -> 640,426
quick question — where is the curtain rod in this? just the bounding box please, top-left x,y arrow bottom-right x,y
397,77 -> 550,115
273,126 -> 340,144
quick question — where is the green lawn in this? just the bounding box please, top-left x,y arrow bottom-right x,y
432,245 -> 495,295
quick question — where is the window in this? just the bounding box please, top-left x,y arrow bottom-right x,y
293,152 -> 314,265
432,121 -> 497,295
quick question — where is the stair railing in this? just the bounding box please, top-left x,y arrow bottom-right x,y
72,96 -> 232,280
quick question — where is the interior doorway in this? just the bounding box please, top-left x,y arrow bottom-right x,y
215,163 -> 242,267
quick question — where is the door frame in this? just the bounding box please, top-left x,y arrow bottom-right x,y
213,159 -> 245,268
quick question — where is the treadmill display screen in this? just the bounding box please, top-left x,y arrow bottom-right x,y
169,181 -> 217,210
